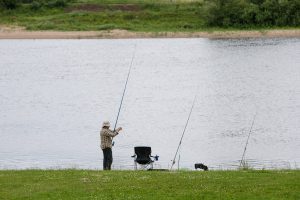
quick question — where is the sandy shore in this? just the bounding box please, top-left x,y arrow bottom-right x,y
0,28 -> 300,39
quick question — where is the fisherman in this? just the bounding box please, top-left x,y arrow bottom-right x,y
100,121 -> 122,170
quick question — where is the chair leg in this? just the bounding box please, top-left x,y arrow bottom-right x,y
134,162 -> 155,170
134,161 -> 137,170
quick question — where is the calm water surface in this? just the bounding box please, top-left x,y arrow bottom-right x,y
0,38 -> 299,170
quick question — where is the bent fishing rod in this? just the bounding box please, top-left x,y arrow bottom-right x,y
170,92 -> 198,170
113,44 -> 137,140
239,111 -> 257,167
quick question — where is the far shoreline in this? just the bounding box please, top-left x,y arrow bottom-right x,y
0,29 -> 300,39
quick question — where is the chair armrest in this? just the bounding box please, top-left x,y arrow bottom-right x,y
150,155 -> 159,161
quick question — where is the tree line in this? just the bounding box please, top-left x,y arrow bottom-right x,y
202,0 -> 300,27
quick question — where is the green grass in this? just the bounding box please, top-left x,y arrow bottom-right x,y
0,170 -> 299,199
0,1 -> 206,31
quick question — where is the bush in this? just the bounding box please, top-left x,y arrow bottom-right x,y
20,0 -> 35,3
23,0 -> 69,8
30,0 -> 42,10
243,4 -> 258,25
28,0 -> 69,11
202,0 -> 300,27
0,0 -> 19,9
46,0 -> 68,8
0,0 -> 69,10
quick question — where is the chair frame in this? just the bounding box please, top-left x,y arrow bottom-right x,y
132,146 -> 157,170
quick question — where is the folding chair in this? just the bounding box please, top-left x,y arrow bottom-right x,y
131,146 -> 158,170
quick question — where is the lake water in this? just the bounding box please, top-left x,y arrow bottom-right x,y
0,38 -> 299,170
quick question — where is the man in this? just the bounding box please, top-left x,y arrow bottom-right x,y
100,121 -> 122,170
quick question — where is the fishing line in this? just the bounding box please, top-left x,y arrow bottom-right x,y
239,111 -> 258,168
170,90 -> 198,170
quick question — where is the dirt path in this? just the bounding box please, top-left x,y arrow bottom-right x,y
0,28 -> 300,39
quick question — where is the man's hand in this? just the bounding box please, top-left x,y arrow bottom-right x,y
116,127 -> 122,132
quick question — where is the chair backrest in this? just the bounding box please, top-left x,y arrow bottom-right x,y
134,146 -> 152,164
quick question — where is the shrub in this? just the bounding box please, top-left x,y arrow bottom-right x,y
20,0 -> 35,3
202,0 -> 300,27
241,3 -> 259,25
30,0 -> 42,10
46,0 -> 68,8
0,0 -> 19,9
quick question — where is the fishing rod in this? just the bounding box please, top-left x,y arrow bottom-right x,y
113,44 -> 137,133
170,92 -> 198,170
239,112 -> 257,168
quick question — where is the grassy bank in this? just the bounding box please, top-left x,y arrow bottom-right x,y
0,1 -> 206,31
1,0 -> 299,32
0,170 -> 299,199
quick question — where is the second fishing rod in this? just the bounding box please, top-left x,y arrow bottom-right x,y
239,111 -> 258,168
170,89 -> 198,170
112,44 -> 137,145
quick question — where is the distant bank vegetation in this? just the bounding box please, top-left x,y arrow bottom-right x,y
0,0 -> 299,30
203,0 -> 300,27
0,0 -> 68,10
